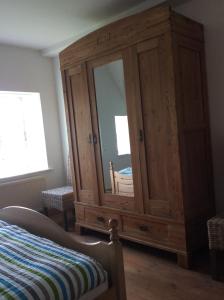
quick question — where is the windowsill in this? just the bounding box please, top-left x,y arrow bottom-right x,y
0,168 -> 53,185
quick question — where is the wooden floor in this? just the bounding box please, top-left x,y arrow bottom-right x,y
54,212 -> 224,300
123,243 -> 224,300
78,233 -> 224,300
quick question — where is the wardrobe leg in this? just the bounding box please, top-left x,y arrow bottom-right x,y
76,225 -> 85,235
177,253 -> 191,269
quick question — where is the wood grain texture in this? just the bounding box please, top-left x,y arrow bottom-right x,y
60,4 -> 215,267
171,11 -> 204,42
64,63 -> 99,205
109,161 -> 134,197
135,34 -> 183,220
75,203 -> 187,257
122,215 -> 169,243
172,32 -> 215,252
60,5 -> 171,70
122,47 -> 145,214
87,52 -> 128,210
124,245 -> 224,300
74,231 -> 224,300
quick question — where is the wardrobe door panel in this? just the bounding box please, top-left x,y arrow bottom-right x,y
65,64 -> 99,204
173,35 -> 214,220
136,35 -> 183,219
87,52 -> 142,211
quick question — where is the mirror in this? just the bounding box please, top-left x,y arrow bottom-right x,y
94,59 -> 134,197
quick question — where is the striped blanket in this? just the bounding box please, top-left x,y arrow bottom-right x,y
0,220 -> 107,300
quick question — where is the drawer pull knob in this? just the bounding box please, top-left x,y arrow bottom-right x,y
97,216 -> 105,223
139,225 -> 149,232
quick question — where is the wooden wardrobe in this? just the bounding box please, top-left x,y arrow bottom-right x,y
60,4 -> 215,267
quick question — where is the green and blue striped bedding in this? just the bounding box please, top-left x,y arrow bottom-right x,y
0,220 -> 107,300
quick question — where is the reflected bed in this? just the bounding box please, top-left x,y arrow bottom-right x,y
109,162 -> 134,196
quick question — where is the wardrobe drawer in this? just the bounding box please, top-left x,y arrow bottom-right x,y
122,216 -> 168,242
84,208 -> 121,231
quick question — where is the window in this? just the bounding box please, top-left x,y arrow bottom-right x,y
114,115 -> 131,155
0,91 -> 48,179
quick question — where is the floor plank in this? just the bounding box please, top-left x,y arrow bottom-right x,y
74,230 -> 224,300
123,243 -> 224,300
52,214 -> 224,299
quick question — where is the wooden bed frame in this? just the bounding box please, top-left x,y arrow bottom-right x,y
109,161 -> 133,196
0,206 -> 127,300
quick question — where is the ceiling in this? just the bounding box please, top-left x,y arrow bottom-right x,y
0,0 -> 189,56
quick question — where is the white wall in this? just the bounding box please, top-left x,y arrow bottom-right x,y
53,57 -> 69,173
175,0 -> 224,213
0,44 -> 66,209
0,177 -> 46,211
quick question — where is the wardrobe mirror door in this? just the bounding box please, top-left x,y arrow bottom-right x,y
93,59 -> 134,197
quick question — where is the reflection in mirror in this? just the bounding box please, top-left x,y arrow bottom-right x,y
94,59 -> 134,197
115,116 -> 131,155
